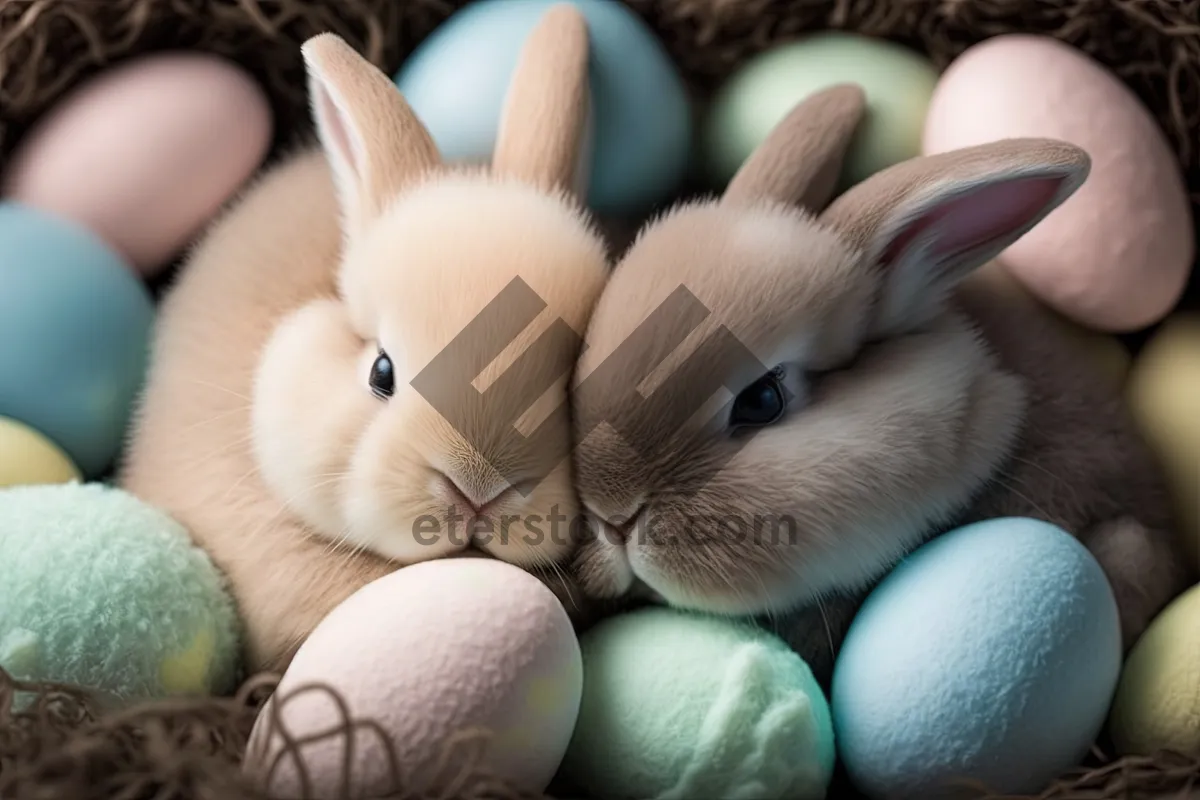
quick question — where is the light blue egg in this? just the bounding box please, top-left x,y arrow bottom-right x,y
0,203 -> 155,478
831,517 -> 1121,800
394,0 -> 692,215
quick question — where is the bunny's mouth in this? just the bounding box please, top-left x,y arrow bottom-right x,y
574,521 -> 671,605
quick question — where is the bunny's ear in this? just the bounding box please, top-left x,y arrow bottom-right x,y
302,33 -> 441,237
721,84 -> 866,212
818,138 -> 1090,336
491,4 -> 591,196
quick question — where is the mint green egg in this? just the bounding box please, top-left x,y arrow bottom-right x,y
0,483 -> 242,705
702,32 -> 939,192
561,607 -> 834,800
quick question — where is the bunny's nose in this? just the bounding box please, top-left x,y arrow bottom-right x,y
438,473 -> 515,515
601,504 -> 647,545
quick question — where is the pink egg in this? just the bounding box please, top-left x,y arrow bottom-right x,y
922,35 -> 1194,332
243,557 -> 583,799
2,53 -> 273,277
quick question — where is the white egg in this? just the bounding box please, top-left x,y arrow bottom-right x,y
244,557 -> 582,798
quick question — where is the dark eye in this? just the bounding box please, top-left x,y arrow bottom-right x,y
729,368 -> 787,429
369,350 -> 395,399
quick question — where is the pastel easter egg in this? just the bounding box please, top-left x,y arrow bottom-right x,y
394,0 -> 691,215
702,32 -> 938,192
3,53 -> 273,276
0,203 -> 155,478
832,517 -> 1122,799
1126,314 -> 1200,566
922,35 -> 1194,332
0,482 -> 241,705
0,417 -> 81,487
1109,583 -> 1200,756
244,558 -> 582,798
561,607 -> 835,800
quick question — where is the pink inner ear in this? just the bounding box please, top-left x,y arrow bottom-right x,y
317,85 -> 360,178
880,175 -> 1066,266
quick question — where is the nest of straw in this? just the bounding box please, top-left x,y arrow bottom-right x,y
3,666 -> 1200,800
1,1 -> 1198,798
1,0 -> 1198,210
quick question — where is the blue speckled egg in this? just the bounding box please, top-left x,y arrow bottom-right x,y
0,203 -> 155,478
831,517 -> 1121,800
394,0 -> 691,215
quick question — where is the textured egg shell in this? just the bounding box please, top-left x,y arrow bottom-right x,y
832,517 -> 1122,800
0,417 -> 81,487
562,607 -> 834,800
1126,314 -> 1200,567
0,482 -> 242,704
702,32 -> 938,192
2,53 -> 272,276
0,203 -> 155,478
922,35 -> 1194,332
1109,582 -> 1200,756
394,0 -> 691,215
244,558 -> 582,798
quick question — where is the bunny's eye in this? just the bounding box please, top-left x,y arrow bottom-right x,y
729,367 -> 787,430
369,350 -> 395,400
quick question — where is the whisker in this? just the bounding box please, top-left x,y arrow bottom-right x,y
1007,453 -> 1069,486
539,553 -> 576,605
242,474 -> 351,549
816,596 -> 837,666
988,474 -> 1056,521
1006,454 -> 1082,508
181,431 -> 258,473
220,464 -> 260,502
754,572 -> 778,628
185,378 -> 254,403
178,403 -> 253,435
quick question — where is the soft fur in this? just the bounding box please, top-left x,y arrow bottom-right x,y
120,6 -> 610,673
570,85 -> 1194,683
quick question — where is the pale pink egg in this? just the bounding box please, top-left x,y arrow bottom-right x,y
243,557 -> 582,799
922,35 -> 1194,332
2,53 -> 273,277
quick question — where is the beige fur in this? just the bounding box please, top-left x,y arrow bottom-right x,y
722,84 -> 865,211
570,87 -> 1194,683
120,6 -> 609,673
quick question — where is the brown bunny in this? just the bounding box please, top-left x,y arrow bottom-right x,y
120,6 -> 610,674
569,84 -> 1194,684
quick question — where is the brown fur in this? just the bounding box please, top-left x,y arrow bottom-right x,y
120,7 -> 610,674
119,151 -> 385,674
722,83 -> 865,211
570,88 -> 1194,684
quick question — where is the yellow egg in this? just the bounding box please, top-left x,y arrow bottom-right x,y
0,417 -> 81,487
1127,314 -> 1200,567
1110,583 -> 1200,756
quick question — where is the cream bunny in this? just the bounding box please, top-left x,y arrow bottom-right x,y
121,5 -> 610,672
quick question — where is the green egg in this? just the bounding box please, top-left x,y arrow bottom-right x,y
0,483 -> 242,706
702,32 -> 939,192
